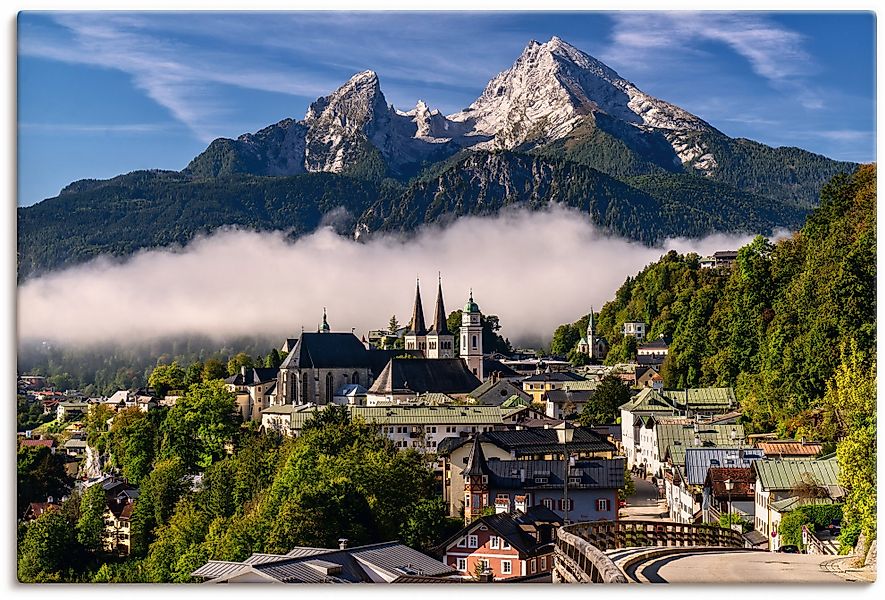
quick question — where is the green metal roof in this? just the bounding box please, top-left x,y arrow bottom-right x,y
656,422 -> 746,462
770,495 -> 839,513
619,388 -> 678,413
261,404 -> 520,427
662,387 -> 737,408
561,380 -> 598,391
753,458 -> 841,492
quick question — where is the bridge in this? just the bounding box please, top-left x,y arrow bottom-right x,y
552,520 -> 856,584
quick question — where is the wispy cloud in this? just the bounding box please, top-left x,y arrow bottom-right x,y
18,12 -> 525,141
602,12 -> 822,109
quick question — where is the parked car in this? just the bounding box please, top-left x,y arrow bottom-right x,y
778,545 -> 799,554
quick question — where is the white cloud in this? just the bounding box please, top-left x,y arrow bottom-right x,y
17,207 -> 761,348
602,12 -> 822,109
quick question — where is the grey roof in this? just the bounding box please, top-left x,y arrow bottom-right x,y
464,436 -> 487,476
365,349 -> 422,378
470,379 -> 531,405
639,338 -> 670,350
522,372 -> 585,383
408,281 -> 427,336
545,389 -> 595,404
367,358 -> 481,395
437,427 -> 616,458
438,505 -> 562,557
485,457 -> 625,491
279,333 -> 371,370
683,447 -> 766,485
427,280 -> 450,335
482,358 -> 521,379
194,541 -> 454,583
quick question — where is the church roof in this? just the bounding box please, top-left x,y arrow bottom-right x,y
407,281 -> 427,335
279,333 -> 371,370
463,290 -> 480,313
367,358 -> 481,395
427,280 -> 450,335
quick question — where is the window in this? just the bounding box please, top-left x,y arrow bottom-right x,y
468,535 -> 478,548
501,539 -> 511,550
540,557 -> 547,570
480,559 -> 490,570
542,498 -> 554,510
457,537 -> 466,548
535,477 -> 548,484
352,372 -> 359,386
490,536 -> 499,549
597,498 -> 610,512
472,335 -> 477,349
457,558 -> 467,572
324,372 -> 333,403
529,559 -> 537,574
501,560 -> 512,574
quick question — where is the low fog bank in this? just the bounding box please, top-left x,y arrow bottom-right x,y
18,206 -> 765,348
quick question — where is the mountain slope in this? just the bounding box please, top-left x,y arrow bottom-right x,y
19,36 -> 859,279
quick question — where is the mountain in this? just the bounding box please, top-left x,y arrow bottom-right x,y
19,36 -> 858,280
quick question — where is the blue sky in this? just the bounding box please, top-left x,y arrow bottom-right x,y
17,11 -> 876,207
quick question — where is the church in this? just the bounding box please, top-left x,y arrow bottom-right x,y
576,307 -> 608,361
404,278 -> 484,380
273,279 -> 487,407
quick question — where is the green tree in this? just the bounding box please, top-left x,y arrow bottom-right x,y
578,375 -> 631,426
551,324 -> 581,356
18,510 -> 78,582
76,482 -> 107,553
185,361 -> 204,386
17,446 -> 71,515
388,315 -> 400,333
148,362 -> 186,397
399,497 -> 461,552
226,352 -> 254,376
264,348 -> 283,368
161,380 -> 239,471
201,358 -> 227,382
109,407 -> 157,485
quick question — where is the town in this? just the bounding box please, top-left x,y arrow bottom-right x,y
16,273 -> 866,583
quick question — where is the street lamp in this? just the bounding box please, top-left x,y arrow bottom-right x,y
555,421 -> 575,524
724,478 -> 734,524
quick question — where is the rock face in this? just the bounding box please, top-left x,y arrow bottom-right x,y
187,36 -> 731,179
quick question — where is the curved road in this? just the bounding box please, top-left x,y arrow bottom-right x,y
631,550 -> 859,583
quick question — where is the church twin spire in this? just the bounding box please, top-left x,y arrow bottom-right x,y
410,275 -> 449,335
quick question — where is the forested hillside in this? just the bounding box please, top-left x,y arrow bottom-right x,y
554,164 -> 877,544
17,401 -> 459,582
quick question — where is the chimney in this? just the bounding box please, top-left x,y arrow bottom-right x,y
477,569 -> 494,583
338,538 -> 349,550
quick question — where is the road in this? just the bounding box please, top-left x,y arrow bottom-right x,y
621,476 -> 668,521
631,550 -> 862,583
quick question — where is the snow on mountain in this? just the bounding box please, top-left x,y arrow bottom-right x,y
198,36 -> 727,177
447,36 -> 719,171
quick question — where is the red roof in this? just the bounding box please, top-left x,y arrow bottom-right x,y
757,441 -> 823,457
24,502 -> 60,519
706,467 -> 755,498
20,439 -> 54,448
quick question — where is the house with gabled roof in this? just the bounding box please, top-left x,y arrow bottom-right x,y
192,541 -> 456,583
752,456 -> 843,550
438,505 -> 563,581
449,435 -> 622,523
469,378 -> 531,406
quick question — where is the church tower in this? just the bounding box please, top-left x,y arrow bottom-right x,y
586,307 -> 596,359
463,436 -> 490,524
321,308 -> 331,333
404,279 -> 428,353
426,275 -> 454,359
461,290 -> 484,380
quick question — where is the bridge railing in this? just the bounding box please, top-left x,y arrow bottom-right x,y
553,520 -> 745,583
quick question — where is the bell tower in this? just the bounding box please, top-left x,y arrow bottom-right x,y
426,274 -> 454,359
463,436 -> 489,524
461,289 -> 484,380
